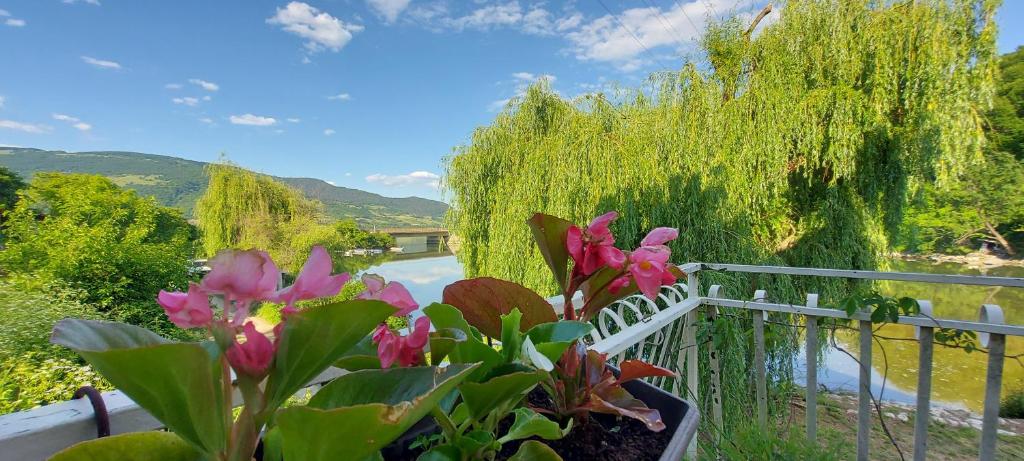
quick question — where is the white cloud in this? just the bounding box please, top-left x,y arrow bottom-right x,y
327,93 -> 351,101
0,9 -> 8,17
199,117 -> 214,124
286,117 -> 301,123
0,96 -> 5,108
52,113 -> 92,131
446,2 -> 523,31
0,120 -> 50,134
202,95 -> 212,101
165,83 -> 183,89
366,170 -> 440,189
367,0 -> 411,23
267,2 -> 363,54
63,0 -> 101,5
81,56 -> 121,69
326,180 -> 337,185
511,72 -> 534,81
421,2 -> 578,37
565,0 -> 737,69
229,114 -> 277,126
344,172 -> 352,177
172,96 -> 200,106
323,128 -> 336,136
5,18 -> 25,27
188,78 -> 219,91
556,12 -> 583,31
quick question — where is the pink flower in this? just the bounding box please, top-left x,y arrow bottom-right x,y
567,212 -> 627,276
641,227 -> 678,248
357,274 -> 419,316
226,322 -> 275,378
157,283 -> 214,329
372,316 -> 431,368
201,249 -> 280,323
272,246 -> 350,309
608,276 -> 631,295
629,247 -> 675,299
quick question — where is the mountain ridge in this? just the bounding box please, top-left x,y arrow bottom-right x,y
0,147 -> 447,227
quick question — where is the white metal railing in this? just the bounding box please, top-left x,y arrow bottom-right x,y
1,262 -> 1020,460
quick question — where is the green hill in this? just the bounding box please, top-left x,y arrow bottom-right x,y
0,147 -> 447,227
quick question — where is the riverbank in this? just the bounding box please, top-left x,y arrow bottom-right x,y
791,391 -> 1023,460
893,251 -> 1024,271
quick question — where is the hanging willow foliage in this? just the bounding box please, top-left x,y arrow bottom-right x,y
195,162 -> 324,268
444,0 -> 998,438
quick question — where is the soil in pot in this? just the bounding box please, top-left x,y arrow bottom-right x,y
495,388 -> 671,461
382,388 -> 671,461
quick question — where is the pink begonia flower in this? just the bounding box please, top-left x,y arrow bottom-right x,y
357,274 -> 419,316
567,212 -> 627,276
272,246 -> 350,309
201,249 -> 280,324
641,227 -> 679,248
608,276 -> 631,295
372,316 -> 431,368
226,322 -> 275,378
374,327 -> 401,369
157,283 -> 214,329
629,247 -> 675,300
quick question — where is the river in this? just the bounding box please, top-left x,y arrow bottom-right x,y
347,252 -> 1021,412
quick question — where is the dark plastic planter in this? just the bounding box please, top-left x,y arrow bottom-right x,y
619,374 -> 700,461
259,366 -> 700,461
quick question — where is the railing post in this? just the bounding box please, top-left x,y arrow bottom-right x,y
683,271 -> 700,458
805,294 -> 819,444
978,304 -> 1006,461
706,285 -> 725,457
752,289 -> 768,430
912,300 -> 934,461
857,320 -> 872,461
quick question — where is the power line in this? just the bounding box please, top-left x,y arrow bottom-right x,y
639,0 -> 689,47
671,0 -> 702,37
594,0 -> 675,70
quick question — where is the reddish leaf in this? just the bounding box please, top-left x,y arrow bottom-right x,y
588,386 -> 666,432
616,360 -> 676,385
526,213 -> 575,292
578,266 -> 636,321
442,277 -> 557,338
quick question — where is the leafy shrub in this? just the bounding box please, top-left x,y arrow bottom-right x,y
0,173 -> 195,309
0,353 -> 112,414
0,276 -> 102,360
1002,388 -> 1024,418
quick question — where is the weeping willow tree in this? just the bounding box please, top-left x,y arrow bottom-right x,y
195,162 -> 326,270
445,0 -> 998,441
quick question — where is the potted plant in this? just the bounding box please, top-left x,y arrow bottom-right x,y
47,247 -> 481,461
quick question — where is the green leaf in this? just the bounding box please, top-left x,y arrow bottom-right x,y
265,299 -> 395,410
500,309 -> 524,363
508,440 -> 564,461
456,430 -> 498,458
275,364 -> 478,461
525,321 -> 594,362
497,408 -> 572,444
335,335 -> 383,371
423,303 -> 503,381
442,277 -> 556,338
428,327 -> 468,365
48,431 -> 204,461
261,427 -> 284,461
526,213 -> 575,292
417,444 -> 462,461
459,370 -> 545,421
51,319 -> 226,454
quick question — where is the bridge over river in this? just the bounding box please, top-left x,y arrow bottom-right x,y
376,227 -> 451,253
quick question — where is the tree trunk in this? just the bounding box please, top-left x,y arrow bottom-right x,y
983,220 -> 1016,255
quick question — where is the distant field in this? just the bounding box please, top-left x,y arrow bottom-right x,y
0,147 -> 447,227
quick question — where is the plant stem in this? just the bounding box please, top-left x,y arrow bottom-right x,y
430,405 -> 459,440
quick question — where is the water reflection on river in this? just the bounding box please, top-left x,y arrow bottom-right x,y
345,251 -> 1021,411
796,260 -> 1024,412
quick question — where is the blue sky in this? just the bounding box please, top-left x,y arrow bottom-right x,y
1,0 -> 1022,202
